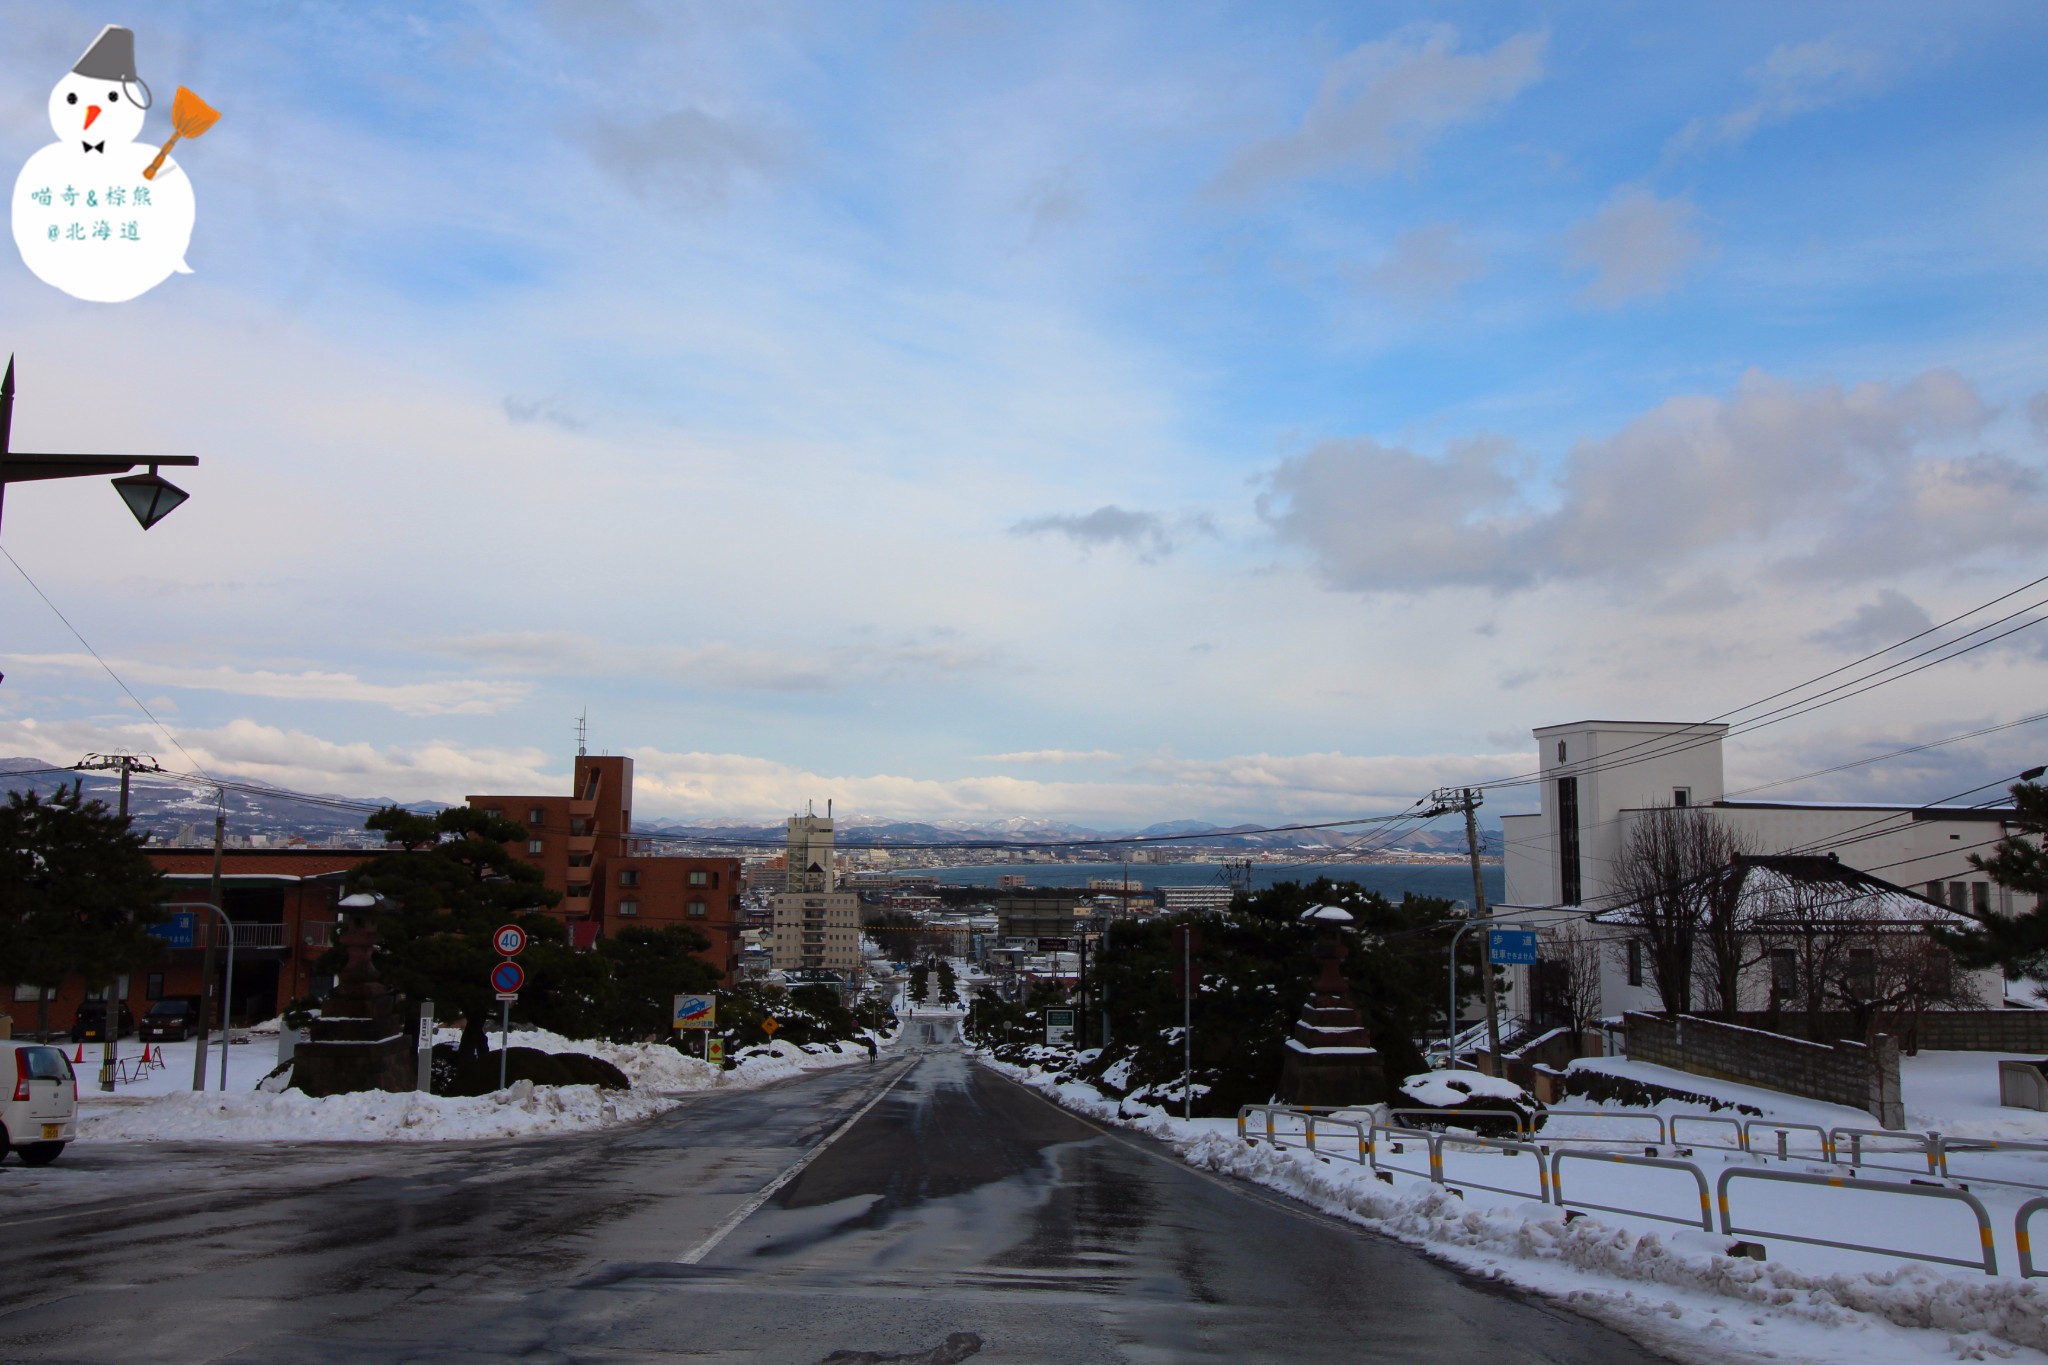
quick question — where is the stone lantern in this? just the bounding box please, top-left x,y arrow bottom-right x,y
292,891 -> 414,1097
1277,905 -> 1387,1107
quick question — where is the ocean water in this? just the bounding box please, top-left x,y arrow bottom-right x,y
923,861 -> 1506,907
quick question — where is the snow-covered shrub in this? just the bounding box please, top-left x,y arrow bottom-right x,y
1396,1071 -> 1542,1136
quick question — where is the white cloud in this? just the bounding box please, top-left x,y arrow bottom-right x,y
1566,189 -> 1706,306
428,630 -> 1000,691
1260,368 -> 2030,594
1667,37 -> 1887,159
1,655 -> 530,717
1009,505 -> 1215,561
1211,26 -> 1545,196
1807,589 -> 1935,653
974,749 -> 1123,764
1351,223 -> 1485,310
0,716 -> 558,800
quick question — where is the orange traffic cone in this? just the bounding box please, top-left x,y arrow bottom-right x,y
140,1044 -> 154,1064
72,1043 -> 84,1063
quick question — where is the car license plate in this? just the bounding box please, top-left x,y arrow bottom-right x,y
41,1124 -> 60,1141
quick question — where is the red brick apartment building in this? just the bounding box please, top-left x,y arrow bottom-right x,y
467,753 -> 743,981
6,848 -> 359,1038
4,754 -> 740,1037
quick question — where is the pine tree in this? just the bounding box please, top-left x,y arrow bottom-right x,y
1946,780 -> 2048,979
0,786 -> 166,1036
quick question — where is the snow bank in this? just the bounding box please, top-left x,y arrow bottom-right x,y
984,1056 -> 2048,1364
76,1026 -> 883,1145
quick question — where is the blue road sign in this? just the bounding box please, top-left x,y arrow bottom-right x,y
490,960 -> 525,994
148,911 -> 197,948
1490,928 -> 1539,965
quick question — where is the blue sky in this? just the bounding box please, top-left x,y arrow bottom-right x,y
2,1 -> 2045,825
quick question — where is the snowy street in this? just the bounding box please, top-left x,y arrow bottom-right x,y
0,1031 -> 1664,1364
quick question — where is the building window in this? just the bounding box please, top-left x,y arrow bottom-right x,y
12,984 -> 50,1002
1557,740 -> 1567,763
1973,882 -> 1991,915
1925,946 -> 1954,995
619,869 -> 640,887
1771,948 -> 1797,1002
483,807 -> 502,819
1625,940 -> 1642,987
1557,776 -> 1581,905
571,818 -> 588,835
528,807 -> 545,824
617,900 -> 639,917
689,870 -> 708,886
1949,882 -> 1968,912
1672,787 -> 1690,808
528,839 -> 544,855
689,900 -> 707,917
146,972 -> 165,1001
1847,947 -> 1876,1000
1928,881 -> 1946,903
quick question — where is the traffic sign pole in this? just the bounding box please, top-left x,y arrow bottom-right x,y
499,997 -> 510,1091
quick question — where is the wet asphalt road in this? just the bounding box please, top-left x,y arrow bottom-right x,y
0,1023 -> 1669,1364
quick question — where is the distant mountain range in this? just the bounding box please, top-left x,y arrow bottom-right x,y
0,757 -> 1500,854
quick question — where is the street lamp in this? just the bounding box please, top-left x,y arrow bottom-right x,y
0,355 -> 199,539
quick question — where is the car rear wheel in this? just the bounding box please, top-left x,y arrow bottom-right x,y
0,1125 -> 10,1164
17,1142 -> 64,1167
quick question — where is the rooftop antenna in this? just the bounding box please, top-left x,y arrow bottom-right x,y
576,710 -> 587,757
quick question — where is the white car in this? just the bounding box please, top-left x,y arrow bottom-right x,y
2,1041 -> 78,1165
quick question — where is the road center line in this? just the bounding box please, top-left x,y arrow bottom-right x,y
676,1058 -> 915,1265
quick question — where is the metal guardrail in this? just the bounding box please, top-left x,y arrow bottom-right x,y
1435,1131 -> 1551,1203
2016,1196 -> 2048,1278
1669,1113 -> 1747,1152
1534,1109 -> 1667,1148
1829,1126 -> 1940,1177
1937,1136 -> 2048,1190
1238,1104 -> 1370,1165
1744,1120 -> 1832,1162
1717,1166 -> 1998,1275
1387,1107 -> 1532,1134
1552,1150 -> 1712,1229
1370,1122 -> 1444,1185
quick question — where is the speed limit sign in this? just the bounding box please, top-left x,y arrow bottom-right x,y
493,924 -> 528,957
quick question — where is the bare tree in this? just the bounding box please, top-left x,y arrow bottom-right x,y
1532,920 -> 1605,1036
1609,806 -> 1746,1015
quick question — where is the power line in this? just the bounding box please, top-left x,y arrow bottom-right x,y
1,544 -> 214,783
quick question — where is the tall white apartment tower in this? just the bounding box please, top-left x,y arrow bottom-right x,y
785,805 -> 835,893
772,801 -> 857,978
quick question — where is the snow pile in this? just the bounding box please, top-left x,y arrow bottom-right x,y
1400,1071 -> 1528,1108
984,1056 -> 2048,1363
76,1026 -> 884,1145
80,1081 -> 673,1143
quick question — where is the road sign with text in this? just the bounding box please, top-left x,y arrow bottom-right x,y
493,924 -> 528,957
1489,928 -> 1539,965
672,994 -> 715,1029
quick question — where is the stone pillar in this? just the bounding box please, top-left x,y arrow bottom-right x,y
292,892 -> 415,1097
1277,906 -> 1387,1107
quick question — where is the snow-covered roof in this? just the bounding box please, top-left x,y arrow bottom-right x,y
1301,904 -> 1354,923
1592,855 -> 1972,929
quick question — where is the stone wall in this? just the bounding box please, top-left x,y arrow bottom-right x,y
1726,1009 -> 2048,1054
1625,1012 -> 1904,1129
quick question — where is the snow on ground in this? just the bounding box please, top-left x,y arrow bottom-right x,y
983,1050 -> 2048,1365
70,1025 -> 890,1145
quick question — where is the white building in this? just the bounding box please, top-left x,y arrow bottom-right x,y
770,804 -> 860,977
1495,719 -> 2033,1024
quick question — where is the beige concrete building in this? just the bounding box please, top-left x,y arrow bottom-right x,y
770,806 -> 860,976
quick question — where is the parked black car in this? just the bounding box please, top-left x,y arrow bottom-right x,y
139,997 -> 203,1042
68,1000 -> 135,1042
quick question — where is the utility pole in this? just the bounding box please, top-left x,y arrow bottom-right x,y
192,792 -> 225,1090
1433,786 -> 1500,1071
75,753 -> 162,1092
